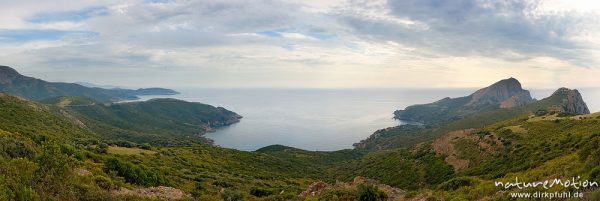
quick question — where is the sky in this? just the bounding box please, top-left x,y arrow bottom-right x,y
0,0 -> 599,89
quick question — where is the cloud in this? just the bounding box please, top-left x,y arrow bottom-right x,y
0,0 -> 598,88
334,0 -> 600,66
26,6 -> 109,23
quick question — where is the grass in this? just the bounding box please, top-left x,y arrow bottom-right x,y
107,146 -> 157,155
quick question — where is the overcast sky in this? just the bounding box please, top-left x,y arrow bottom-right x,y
1,0 -> 599,88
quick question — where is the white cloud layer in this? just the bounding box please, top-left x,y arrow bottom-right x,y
0,0 -> 598,88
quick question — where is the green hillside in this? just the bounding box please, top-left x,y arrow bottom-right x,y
0,66 -> 178,103
1,85 -> 599,200
0,93 -> 360,200
42,96 -> 242,146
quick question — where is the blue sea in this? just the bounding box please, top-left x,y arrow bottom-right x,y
132,88 -> 600,151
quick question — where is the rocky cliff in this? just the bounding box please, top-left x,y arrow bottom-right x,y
467,78 -> 534,108
548,88 -> 590,114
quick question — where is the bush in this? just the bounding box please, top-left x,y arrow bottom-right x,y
535,109 -> 548,116
97,143 -> 109,154
250,187 -> 274,197
0,137 -> 36,159
357,184 -> 386,201
141,143 -> 152,150
588,166 -> 600,181
438,177 -> 475,190
104,158 -> 167,186
35,142 -> 77,200
94,175 -> 114,190
320,188 -> 357,200
213,180 -> 233,188
222,189 -> 245,201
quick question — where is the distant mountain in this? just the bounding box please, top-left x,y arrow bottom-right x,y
0,65 -> 178,102
42,96 -> 242,146
394,78 -> 535,125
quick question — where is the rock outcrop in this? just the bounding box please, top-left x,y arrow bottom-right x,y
549,88 -> 590,114
467,78 -> 534,108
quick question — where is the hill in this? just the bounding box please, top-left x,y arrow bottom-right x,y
0,93 -> 96,142
42,96 -> 242,146
0,92 -> 361,200
0,65 -> 178,102
357,86 -> 590,151
394,78 -> 535,125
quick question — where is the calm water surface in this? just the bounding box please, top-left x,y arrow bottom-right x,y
134,88 -> 600,151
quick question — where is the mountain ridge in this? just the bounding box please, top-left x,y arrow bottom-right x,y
393,78 -> 571,125
0,65 -> 178,102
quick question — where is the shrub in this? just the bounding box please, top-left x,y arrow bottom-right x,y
357,184 -> 386,201
588,166 -> 600,181
94,175 -> 114,190
250,187 -> 276,197
97,143 -> 109,154
535,109 -> 548,116
438,177 -> 475,190
0,137 -> 36,159
320,188 -> 358,200
141,143 -> 152,150
213,180 -> 233,188
104,158 -> 167,186
222,189 -> 245,201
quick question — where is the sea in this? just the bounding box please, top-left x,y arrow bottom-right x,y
130,87 -> 600,151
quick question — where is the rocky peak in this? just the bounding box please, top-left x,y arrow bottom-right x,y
467,77 -> 534,108
549,88 -> 590,114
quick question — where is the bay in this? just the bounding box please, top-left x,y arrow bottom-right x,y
132,87 -> 600,151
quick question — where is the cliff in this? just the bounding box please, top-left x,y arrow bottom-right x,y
547,88 -> 590,114
467,78 -> 534,108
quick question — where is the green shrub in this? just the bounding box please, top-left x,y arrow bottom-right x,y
94,175 -> 114,190
438,177 -> 475,190
357,184 -> 386,201
250,187 -> 274,197
222,189 -> 245,201
320,188 -> 357,200
0,137 -> 36,159
141,143 -> 152,150
588,166 -> 600,182
104,158 -> 167,186
535,109 -> 548,116
213,180 -> 233,188
96,143 -> 108,154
